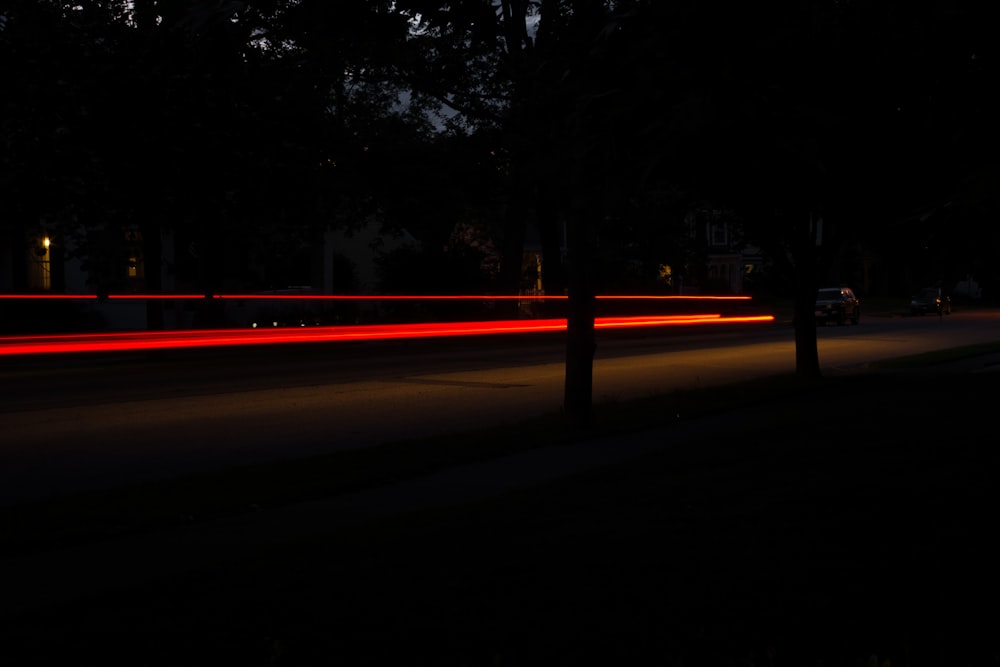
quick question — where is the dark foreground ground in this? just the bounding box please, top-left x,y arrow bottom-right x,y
2,364 -> 999,666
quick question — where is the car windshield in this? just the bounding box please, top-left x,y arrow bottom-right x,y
919,288 -> 939,298
816,290 -> 841,301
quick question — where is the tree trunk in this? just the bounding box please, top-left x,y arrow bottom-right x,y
536,186 -> 565,298
563,195 -> 598,430
792,283 -> 821,377
499,193 -> 528,294
142,222 -> 164,330
792,212 -> 822,378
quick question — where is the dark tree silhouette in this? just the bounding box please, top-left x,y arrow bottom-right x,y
5,0 -> 996,410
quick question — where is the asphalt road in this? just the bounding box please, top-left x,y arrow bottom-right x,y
2,310 -> 999,504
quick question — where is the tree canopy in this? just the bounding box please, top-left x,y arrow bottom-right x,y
2,0 -> 996,423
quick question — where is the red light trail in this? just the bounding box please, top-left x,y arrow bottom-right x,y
0,294 -> 772,356
0,314 -> 774,356
0,293 -> 752,301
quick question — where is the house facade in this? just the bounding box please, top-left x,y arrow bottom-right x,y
1,221 -> 419,332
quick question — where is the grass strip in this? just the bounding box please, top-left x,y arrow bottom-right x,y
1,372 -> 821,555
868,340 -> 1000,369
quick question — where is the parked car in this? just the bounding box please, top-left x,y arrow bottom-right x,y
815,287 -> 860,325
910,287 -> 952,316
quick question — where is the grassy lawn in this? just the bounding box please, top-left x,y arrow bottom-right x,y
2,364 -> 854,559
7,339 -> 998,558
869,339 -> 1000,369
2,344 -> 999,665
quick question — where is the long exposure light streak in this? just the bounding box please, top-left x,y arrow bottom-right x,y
0,314 -> 774,356
0,293 -> 752,301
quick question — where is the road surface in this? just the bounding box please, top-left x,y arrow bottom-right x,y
2,310 -> 998,504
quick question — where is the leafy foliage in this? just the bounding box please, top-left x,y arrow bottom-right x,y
3,0 -> 996,404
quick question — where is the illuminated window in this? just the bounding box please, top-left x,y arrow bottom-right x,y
125,229 -> 145,284
28,236 -> 51,290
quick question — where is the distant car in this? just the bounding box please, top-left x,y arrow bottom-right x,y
815,287 -> 860,325
910,287 -> 952,316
